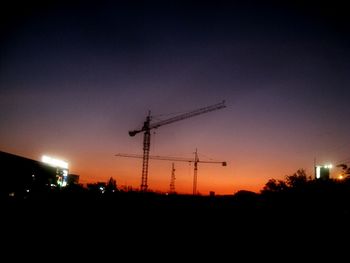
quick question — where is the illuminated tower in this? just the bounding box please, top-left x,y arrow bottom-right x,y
315,164 -> 332,180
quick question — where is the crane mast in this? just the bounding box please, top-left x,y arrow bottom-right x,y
193,149 -> 199,195
169,163 -> 176,194
128,101 -> 226,192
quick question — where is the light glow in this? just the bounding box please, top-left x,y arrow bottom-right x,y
316,166 -> 321,179
42,155 -> 68,169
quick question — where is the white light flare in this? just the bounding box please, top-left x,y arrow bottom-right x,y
41,155 -> 68,169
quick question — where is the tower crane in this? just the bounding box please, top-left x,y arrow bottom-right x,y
115,149 -> 227,195
128,100 -> 226,192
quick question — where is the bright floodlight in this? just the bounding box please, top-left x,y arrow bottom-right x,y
316,166 -> 321,179
320,164 -> 333,169
42,155 -> 68,169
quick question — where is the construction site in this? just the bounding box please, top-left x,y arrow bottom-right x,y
116,100 -> 227,195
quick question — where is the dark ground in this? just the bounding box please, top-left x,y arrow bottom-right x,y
2,188 -> 349,260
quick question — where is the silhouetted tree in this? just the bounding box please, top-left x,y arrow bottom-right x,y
106,177 -> 118,193
262,179 -> 287,193
262,169 -> 310,194
336,164 -> 350,180
285,169 -> 309,188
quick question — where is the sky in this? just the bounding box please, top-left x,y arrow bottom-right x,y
1,0 -> 350,195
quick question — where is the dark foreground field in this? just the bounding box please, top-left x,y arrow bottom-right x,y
3,189 -> 349,228
2,189 -> 349,260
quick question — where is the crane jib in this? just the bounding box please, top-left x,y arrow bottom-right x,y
149,100 -> 225,130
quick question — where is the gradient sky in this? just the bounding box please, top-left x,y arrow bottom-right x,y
1,0 -> 350,195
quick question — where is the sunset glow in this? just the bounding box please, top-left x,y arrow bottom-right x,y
1,1 -> 349,195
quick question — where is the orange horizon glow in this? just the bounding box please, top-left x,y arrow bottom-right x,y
2,1 -> 350,197
1,133 -> 345,196
51,152 -> 343,195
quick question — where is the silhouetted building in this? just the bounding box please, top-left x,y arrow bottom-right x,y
87,182 -> 107,194
68,174 -> 80,185
0,151 -> 68,197
315,164 -> 331,180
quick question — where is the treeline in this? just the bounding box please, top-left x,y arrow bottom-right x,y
2,170 -> 350,219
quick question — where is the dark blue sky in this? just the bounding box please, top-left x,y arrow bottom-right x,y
1,0 -> 350,194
